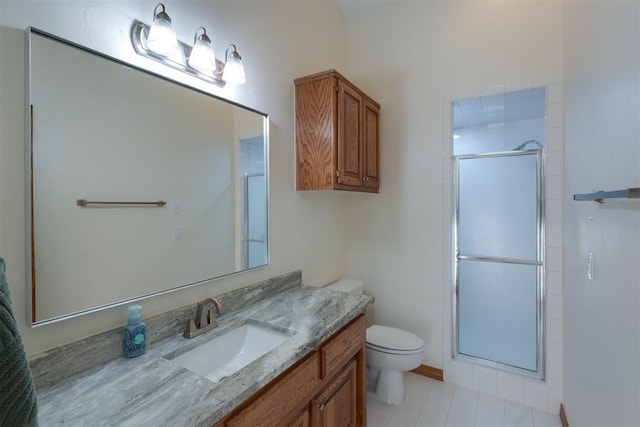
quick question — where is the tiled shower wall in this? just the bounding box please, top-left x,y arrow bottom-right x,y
441,82 -> 564,414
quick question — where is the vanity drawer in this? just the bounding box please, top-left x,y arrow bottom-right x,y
224,352 -> 320,427
320,315 -> 365,379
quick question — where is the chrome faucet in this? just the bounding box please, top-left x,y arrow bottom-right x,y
183,297 -> 224,339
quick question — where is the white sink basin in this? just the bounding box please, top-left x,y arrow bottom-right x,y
166,323 -> 289,383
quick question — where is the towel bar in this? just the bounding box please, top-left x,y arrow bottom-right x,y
76,199 -> 166,207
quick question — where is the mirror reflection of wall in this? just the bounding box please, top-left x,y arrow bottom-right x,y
28,29 -> 268,325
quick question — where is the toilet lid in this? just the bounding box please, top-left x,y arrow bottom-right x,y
366,325 -> 424,352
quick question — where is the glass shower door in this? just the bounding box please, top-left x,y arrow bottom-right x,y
243,172 -> 267,268
454,150 -> 543,376
240,136 -> 267,270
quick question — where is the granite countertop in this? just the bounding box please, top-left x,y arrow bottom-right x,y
36,285 -> 372,426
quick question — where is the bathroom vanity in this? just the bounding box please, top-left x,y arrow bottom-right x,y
219,315 -> 366,426
33,272 -> 372,426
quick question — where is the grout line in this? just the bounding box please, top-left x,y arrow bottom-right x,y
472,389 -> 481,426
412,380 -> 430,426
443,384 -> 457,425
503,396 -> 507,427
395,373 -> 561,427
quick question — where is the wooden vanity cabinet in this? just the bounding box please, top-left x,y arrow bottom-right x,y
311,359 -> 358,427
295,70 -> 380,193
288,405 -> 312,427
222,353 -> 320,427
217,315 -> 366,427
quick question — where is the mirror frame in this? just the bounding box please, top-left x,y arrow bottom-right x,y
25,27 -> 270,326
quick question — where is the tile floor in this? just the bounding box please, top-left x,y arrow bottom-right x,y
367,373 -> 562,427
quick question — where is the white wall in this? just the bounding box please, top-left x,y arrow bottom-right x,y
347,1 -> 563,412
344,0 -> 563,370
0,1 -> 349,355
563,1 -> 640,425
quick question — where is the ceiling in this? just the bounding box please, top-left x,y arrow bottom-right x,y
452,87 -> 547,129
336,0 -> 400,20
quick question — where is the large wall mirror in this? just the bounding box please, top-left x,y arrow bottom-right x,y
27,28 -> 269,326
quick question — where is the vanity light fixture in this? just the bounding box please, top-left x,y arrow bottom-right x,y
222,44 -> 246,85
146,3 -> 179,57
188,27 -> 216,75
131,3 -> 246,87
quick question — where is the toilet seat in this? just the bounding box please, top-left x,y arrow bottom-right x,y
366,325 -> 424,354
366,342 -> 424,355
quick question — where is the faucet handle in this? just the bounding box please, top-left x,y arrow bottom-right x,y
183,319 -> 198,339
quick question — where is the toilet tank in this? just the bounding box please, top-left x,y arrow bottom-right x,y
326,279 -> 364,296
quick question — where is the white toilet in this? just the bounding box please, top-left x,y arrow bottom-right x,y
327,279 -> 425,405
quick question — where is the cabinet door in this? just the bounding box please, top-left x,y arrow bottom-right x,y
362,99 -> 379,190
336,80 -> 363,188
295,76 -> 337,191
312,359 -> 358,427
288,404 -> 311,427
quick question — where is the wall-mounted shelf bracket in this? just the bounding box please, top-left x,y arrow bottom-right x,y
573,188 -> 640,203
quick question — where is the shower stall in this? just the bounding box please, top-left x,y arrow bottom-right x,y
451,88 -> 546,379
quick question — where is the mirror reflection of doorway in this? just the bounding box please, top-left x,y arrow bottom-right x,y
240,137 -> 267,269
451,87 -> 546,378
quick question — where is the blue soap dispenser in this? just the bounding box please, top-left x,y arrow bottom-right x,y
123,304 -> 146,358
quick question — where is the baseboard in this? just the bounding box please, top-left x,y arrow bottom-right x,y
560,404 -> 569,427
410,364 -> 444,381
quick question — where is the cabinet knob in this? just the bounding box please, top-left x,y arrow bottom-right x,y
318,403 -> 325,411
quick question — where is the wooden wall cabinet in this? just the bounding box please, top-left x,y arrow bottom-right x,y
295,70 -> 380,193
217,315 -> 367,427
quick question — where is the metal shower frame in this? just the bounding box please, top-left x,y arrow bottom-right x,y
451,148 -> 546,380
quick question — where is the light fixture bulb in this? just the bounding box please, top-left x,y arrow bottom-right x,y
188,27 -> 216,75
223,44 -> 246,85
146,3 -> 179,57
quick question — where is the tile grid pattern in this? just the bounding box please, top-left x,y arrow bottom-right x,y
367,372 -> 562,427
440,82 -> 564,414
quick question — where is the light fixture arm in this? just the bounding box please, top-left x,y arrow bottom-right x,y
225,44 -> 240,62
153,3 -> 171,22
193,26 -> 211,45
